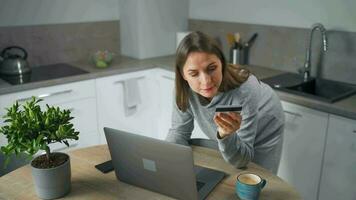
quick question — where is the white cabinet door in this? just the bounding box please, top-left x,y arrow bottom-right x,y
156,70 -> 175,140
192,121 -> 208,139
49,98 -> 99,151
37,80 -> 98,151
1,88 -> 39,147
155,69 -> 208,140
96,70 -> 158,143
319,115 -> 356,200
278,101 -> 328,200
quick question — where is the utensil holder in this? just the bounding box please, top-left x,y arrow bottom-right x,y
229,47 -> 249,65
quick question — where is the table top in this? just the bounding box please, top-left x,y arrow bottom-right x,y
0,145 -> 301,200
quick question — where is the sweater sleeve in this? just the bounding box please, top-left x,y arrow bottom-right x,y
165,100 -> 194,146
216,78 -> 260,168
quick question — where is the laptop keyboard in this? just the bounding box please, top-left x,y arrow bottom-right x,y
196,181 -> 205,191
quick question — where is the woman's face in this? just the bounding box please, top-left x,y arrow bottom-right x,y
182,51 -> 223,100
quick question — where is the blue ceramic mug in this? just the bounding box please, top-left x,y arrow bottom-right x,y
236,173 -> 267,200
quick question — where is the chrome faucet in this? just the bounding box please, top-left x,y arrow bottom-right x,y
303,23 -> 328,81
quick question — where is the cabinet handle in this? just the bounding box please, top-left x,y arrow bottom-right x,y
162,75 -> 174,80
353,130 -> 356,133
283,110 -> 302,118
38,89 -> 73,99
114,76 -> 145,84
16,89 -> 73,102
16,96 -> 35,102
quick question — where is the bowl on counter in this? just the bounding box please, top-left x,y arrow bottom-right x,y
92,50 -> 114,68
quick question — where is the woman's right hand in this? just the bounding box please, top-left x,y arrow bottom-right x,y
213,112 -> 242,139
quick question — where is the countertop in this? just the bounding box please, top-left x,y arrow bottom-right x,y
0,145 -> 301,200
0,55 -> 355,120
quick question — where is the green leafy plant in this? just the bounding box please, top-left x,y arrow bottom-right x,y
0,97 -> 79,167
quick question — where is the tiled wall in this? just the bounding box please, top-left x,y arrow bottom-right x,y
0,20 -> 120,67
189,19 -> 356,85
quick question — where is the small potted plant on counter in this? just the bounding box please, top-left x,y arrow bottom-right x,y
0,97 -> 79,199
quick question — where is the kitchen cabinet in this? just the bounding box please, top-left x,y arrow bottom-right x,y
1,88 -> 38,147
0,80 -> 99,152
318,115 -> 356,200
192,120 -> 209,139
0,89 -> 39,176
49,98 -> 99,151
155,69 -> 175,140
155,69 -> 208,140
96,69 -> 159,143
278,101 -> 328,200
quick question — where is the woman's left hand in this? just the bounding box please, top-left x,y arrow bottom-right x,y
213,112 -> 242,139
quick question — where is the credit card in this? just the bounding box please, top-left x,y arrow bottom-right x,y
215,105 -> 242,113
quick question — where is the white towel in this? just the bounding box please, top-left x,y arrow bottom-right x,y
123,78 -> 141,117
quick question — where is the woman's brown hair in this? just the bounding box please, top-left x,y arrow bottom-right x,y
175,31 -> 250,111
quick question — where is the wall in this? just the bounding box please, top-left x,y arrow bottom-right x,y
0,0 -> 120,26
0,21 -> 120,67
188,1 -> 356,85
119,0 -> 188,59
0,1 -> 121,66
189,0 -> 356,32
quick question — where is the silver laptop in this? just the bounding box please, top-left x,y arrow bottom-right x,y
104,127 -> 225,200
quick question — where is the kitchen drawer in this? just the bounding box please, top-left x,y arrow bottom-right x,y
0,88 -> 38,114
49,97 -> 99,152
49,131 -> 100,152
55,97 -> 98,134
35,79 -> 96,105
0,80 -> 98,150
0,79 -> 96,108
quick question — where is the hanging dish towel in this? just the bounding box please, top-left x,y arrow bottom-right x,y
123,78 -> 141,117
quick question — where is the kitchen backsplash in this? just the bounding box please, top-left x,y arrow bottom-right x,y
189,19 -> 356,85
0,20 -> 120,67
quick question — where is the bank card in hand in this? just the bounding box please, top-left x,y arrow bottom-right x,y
215,105 -> 242,113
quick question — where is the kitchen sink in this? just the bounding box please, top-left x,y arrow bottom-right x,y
262,73 -> 356,103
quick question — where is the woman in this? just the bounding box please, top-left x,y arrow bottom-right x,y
166,31 -> 285,174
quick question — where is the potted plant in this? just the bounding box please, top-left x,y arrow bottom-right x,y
0,97 -> 79,199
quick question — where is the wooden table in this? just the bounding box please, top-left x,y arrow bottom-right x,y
0,145 -> 301,200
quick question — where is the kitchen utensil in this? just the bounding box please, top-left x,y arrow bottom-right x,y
229,32 -> 243,64
245,33 -> 258,47
226,33 -> 235,48
230,33 -> 257,65
234,32 -> 244,49
0,46 -> 31,75
234,32 -> 241,43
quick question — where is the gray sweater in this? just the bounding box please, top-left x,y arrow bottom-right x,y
166,75 -> 285,173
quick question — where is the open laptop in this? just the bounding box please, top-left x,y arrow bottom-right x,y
104,127 -> 225,200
